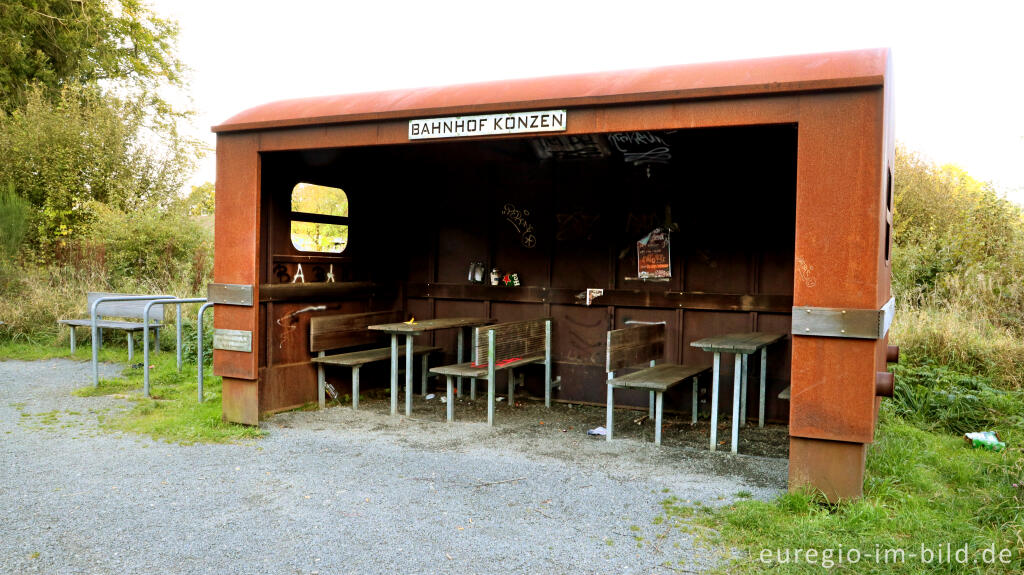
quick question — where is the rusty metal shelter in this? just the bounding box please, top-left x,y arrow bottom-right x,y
211,48 -> 895,500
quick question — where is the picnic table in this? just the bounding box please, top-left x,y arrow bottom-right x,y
690,332 -> 786,453
367,317 -> 495,416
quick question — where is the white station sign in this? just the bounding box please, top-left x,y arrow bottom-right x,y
409,109 -> 567,140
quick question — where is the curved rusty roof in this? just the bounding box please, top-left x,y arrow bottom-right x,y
213,48 -> 889,134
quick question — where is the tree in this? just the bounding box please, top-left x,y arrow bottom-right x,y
0,84 -> 196,249
183,181 -> 215,216
0,0 -> 186,118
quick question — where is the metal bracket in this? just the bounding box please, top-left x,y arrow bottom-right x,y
791,297 -> 895,340
207,283 -> 254,306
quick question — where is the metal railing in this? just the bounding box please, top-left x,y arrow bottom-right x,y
196,302 -> 215,402
142,298 -> 207,397
90,295 -> 172,387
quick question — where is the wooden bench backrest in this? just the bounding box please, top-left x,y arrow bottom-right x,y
606,323 -> 666,373
87,292 -> 169,320
473,318 -> 549,365
309,310 -> 403,353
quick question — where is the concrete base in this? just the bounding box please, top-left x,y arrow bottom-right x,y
789,436 -> 867,501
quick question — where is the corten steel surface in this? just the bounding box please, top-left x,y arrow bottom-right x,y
213,49 -> 886,134
214,49 -> 893,500
789,437 -> 868,501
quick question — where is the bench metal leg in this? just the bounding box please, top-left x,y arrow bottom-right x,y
606,381 -> 614,441
421,353 -> 428,396
69,326 -> 76,354
127,332 -> 134,362
710,353 -> 720,451
692,376 -> 699,424
740,354 -> 748,428
456,329 -> 464,396
470,378 -> 476,400
508,368 -> 515,407
317,351 -> 326,409
759,347 -> 767,428
648,359 -> 656,420
446,375 -> 454,422
405,334 -> 414,417
544,320 -> 552,408
352,366 -> 360,410
732,354 -> 742,454
487,330 -> 496,426
390,335 -> 398,416
654,391 -> 664,446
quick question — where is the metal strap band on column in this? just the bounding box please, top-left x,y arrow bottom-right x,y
791,297 -> 895,339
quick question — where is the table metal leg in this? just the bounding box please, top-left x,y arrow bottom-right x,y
457,329 -> 464,396
127,333 -> 134,362
446,375 -> 454,422
508,368 -> 515,406
654,391 -> 664,445
649,391 -> 655,420
710,353 -> 720,451
421,353 -> 428,396
740,354 -> 748,428
405,334 -> 414,416
352,366 -> 360,410
732,354 -> 742,454
759,346 -> 767,428
390,335 -> 398,416
692,376 -> 699,424
69,326 -> 76,354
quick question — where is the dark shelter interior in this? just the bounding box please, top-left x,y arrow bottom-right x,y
258,125 -> 796,420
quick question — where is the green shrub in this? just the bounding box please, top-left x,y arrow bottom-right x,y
87,203 -> 212,296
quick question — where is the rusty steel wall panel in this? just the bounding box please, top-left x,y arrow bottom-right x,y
789,89 -> 886,445
213,133 -> 261,385
259,362 -> 317,415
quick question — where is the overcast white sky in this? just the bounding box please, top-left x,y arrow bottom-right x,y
152,0 -> 1024,204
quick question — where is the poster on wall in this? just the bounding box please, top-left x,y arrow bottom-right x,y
637,228 -> 671,279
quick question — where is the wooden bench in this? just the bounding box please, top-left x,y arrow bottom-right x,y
57,292 -> 168,360
309,310 -> 441,409
429,318 -> 552,425
605,323 -> 711,445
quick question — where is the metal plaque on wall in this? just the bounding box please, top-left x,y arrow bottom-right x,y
213,329 -> 253,353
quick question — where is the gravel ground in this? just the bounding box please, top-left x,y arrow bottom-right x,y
0,359 -> 788,575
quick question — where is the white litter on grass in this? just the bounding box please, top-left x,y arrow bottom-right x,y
587,427 -> 607,436
440,396 -> 447,403
425,394 -> 435,400
496,397 -> 505,402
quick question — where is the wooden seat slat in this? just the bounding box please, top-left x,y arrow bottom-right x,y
608,363 -> 711,392
429,355 -> 544,378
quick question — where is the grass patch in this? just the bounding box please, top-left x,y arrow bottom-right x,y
1,341 -> 263,444
661,329 -> 1024,574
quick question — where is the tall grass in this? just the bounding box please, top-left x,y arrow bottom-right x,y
0,205 -> 211,343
